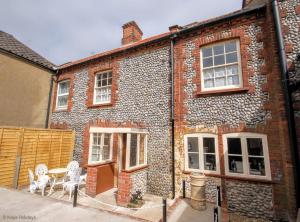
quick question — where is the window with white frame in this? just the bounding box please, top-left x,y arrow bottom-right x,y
56,80 -> 70,110
127,133 -> 147,169
200,40 -> 242,91
223,133 -> 271,179
89,133 -> 113,164
184,134 -> 219,173
93,71 -> 112,105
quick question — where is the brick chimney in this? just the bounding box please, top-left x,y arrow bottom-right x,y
121,21 -> 143,45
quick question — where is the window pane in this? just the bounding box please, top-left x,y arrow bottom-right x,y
214,55 -> 225,66
108,72 -> 112,78
130,134 -> 138,167
203,138 -> 215,153
226,52 -> 238,63
227,75 -> 239,85
139,134 -> 145,165
102,79 -> 107,86
247,138 -> 264,156
58,81 -> 69,94
226,65 -> 238,76
204,154 -> 216,171
213,45 -> 224,55
227,138 -> 242,155
215,67 -> 225,78
228,156 -> 243,173
225,41 -> 237,53
92,146 -> 100,162
188,153 -> 199,169
202,47 -> 212,58
102,72 -> 107,79
204,79 -> 214,88
203,57 -> 213,68
215,77 -> 226,87
108,78 -> 112,85
249,157 -> 265,176
187,137 -> 198,152
58,95 -> 68,107
203,69 -> 214,79
102,145 -> 110,160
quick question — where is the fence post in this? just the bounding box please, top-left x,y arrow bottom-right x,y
182,180 -> 186,198
73,184 -> 78,207
162,198 -> 167,222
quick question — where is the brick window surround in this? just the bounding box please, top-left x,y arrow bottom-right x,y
192,29 -> 253,96
86,67 -> 117,108
52,74 -> 74,112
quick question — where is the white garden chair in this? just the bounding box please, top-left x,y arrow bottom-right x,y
28,169 -> 48,196
35,164 -> 49,182
66,160 -> 86,185
61,167 -> 82,200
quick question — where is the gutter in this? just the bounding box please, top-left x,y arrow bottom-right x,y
45,67 -> 57,128
170,34 -> 177,199
272,0 -> 300,209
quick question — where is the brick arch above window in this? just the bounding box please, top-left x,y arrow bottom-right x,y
191,28 -> 255,96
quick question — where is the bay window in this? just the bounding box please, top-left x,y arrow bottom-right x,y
223,133 -> 271,179
200,40 -> 242,91
127,133 -> 147,170
89,133 -> 113,164
184,134 -> 219,173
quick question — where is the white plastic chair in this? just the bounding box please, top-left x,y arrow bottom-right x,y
62,167 -> 82,200
35,164 -> 49,182
28,169 -> 48,196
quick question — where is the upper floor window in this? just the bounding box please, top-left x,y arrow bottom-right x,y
200,40 -> 242,91
223,133 -> 271,180
56,80 -> 70,110
93,71 -> 112,105
89,133 -> 113,165
184,134 -> 219,174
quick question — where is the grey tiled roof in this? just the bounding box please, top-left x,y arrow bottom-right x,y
180,2 -> 266,31
0,31 -> 55,70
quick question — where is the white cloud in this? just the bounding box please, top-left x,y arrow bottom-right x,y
0,0 -> 241,65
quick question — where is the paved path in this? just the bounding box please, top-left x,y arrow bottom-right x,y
168,199 -> 214,222
0,188 -> 137,222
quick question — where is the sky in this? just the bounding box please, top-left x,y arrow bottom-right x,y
0,0 -> 242,65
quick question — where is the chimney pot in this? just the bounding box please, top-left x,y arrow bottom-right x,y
121,21 -> 143,45
169,25 -> 180,33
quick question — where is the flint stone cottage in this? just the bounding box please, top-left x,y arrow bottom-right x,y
50,0 -> 300,221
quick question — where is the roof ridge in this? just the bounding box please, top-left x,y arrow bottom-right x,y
0,30 -> 56,70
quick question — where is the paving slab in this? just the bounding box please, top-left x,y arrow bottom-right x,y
168,199 -> 214,222
0,188 -> 137,222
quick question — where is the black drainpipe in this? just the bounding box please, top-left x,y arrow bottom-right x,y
170,34 -> 177,199
45,69 -> 57,128
272,0 -> 300,209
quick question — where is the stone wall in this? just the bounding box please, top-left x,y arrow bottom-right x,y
226,180 -> 273,220
130,169 -> 148,196
51,46 -> 172,196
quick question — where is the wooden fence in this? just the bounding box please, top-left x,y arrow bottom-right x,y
0,127 -> 75,188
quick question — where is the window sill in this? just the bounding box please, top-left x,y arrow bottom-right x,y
122,165 -> 148,173
196,87 -> 249,97
86,160 -> 115,168
87,102 -> 113,109
53,108 -> 68,113
182,171 -> 274,184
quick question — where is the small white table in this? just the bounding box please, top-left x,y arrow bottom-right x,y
47,168 -> 68,196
